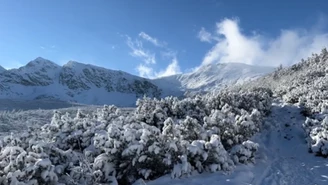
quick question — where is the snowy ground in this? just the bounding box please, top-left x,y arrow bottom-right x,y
0,99 -> 87,111
0,99 -> 134,134
137,100 -> 328,185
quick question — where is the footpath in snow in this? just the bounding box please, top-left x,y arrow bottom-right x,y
140,101 -> 328,185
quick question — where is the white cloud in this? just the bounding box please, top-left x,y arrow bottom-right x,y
39,45 -> 56,52
201,18 -> 328,67
161,49 -> 177,59
131,49 -> 156,64
198,27 -> 220,43
126,33 -> 181,79
136,58 -> 181,79
198,27 -> 214,43
126,36 -> 156,64
156,58 -> 181,78
139,32 -> 164,47
137,64 -> 154,78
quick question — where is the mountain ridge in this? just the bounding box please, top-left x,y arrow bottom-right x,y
153,62 -> 274,93
0,57 -> 275,106
0,58 -> 162,106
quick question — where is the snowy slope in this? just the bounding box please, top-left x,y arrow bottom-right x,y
3,57 -> 61,86
0,57 -> 162,107
0,58 -> 273,106
153,63 -> 274,92
141,100 -> 328,185
0,65 -> 5,73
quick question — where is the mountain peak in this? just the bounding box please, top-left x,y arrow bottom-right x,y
26,57 -> 59,68
64,60 -> 84,67
34,57 -> 48,61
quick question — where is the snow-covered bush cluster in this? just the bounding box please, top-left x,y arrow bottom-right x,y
303,116 -> 328,157
0,89 -> 272,184
135,88 -> 272,126
0,105 -> 102,134
242,48 -> 328,114
269,48 -> 328,157
237,48 -> 328,157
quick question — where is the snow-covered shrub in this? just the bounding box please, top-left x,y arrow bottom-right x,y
203,89 -> 272,116
135,95 -> 208,127
0,85 -> 272,184
238,48 -> 328,113
234,48 -> 328,157
303,116 -> 328,156
230,140 -> 259,164
135,97 -> 170,127
129,89 -> 270,180
171,155 -> 193,178
0,106 -> 121,185
202,107 -> 262,151
303,117 -> 321,136
135,88 -> 272,129
319,101 -> 328,114
0,139 -> 58,184
197,135 -> 234,172
203,108 -> 236,149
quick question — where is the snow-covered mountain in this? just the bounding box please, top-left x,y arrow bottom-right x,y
0,65 -> 5,73
154,62 -> 275,93
0,57 -> 274,106
0,57 -> 161,106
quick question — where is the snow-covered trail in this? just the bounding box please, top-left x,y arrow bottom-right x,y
141,101 -> 328,185
254,101 -> 328,185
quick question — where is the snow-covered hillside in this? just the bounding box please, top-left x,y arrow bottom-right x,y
154,62 -> 274,93
240,48 -> 328,158
0,58 -> 274,106
0,65 -> 5,73
0,57 -> 162,107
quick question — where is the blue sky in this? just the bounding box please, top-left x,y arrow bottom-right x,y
0,0 -> 328,78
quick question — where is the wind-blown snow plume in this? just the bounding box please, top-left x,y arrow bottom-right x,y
156,58 -> 181,78
200,17 -> 328,67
